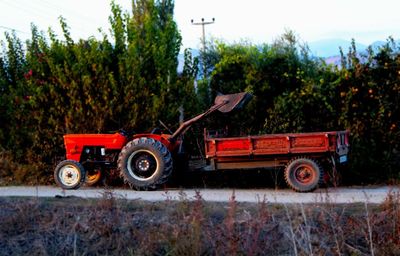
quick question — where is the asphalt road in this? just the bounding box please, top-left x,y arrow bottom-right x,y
0,186 -> 399,203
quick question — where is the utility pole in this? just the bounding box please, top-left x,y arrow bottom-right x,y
191,18 -> 215,78
191,18 -> 215,53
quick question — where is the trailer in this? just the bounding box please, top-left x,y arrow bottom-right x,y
202,129 -> 349,191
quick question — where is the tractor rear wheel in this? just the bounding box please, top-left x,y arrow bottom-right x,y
118,137 -> 173,190
284,157 -> 323,192
54,160 -> 86,189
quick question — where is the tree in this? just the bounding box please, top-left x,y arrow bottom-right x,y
0,0 -> 186,184
112,0 -> 182,130
336,38 -> 400,181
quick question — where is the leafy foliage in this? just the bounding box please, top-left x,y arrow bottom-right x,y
0,0 -> 193,184
0,1 -> 399,184
202,33 -> 400,182
336,39 -> 400,181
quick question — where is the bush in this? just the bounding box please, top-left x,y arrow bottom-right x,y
0,2 -> 399,185
1,191 -> 400,255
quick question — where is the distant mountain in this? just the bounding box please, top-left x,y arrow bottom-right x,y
370,40 -> 386,50
369,40 -> 400,50
308,39 -> 367,58
324,55 -> 342,66
319,39 -> 400,66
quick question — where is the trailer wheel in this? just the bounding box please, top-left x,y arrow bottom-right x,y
54,160 -> 86,189
284,157 -> 323,192
118,137 -> 173,190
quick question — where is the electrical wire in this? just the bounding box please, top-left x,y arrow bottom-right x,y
0,0 -> 104,38
0,25 -> 28,34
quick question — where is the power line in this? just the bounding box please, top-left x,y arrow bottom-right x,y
0,25 -> 28,34
0,0 -> 102,38
39,0 -> 102,25
0,0 -> 52,23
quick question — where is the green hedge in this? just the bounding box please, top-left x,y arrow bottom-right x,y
0,1 -> 399,185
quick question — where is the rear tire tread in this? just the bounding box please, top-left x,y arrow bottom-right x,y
117,137 -> 173,190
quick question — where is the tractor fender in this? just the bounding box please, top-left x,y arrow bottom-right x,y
131,133 -> 178,152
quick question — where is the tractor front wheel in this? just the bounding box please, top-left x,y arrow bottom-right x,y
118,137 -> 173,190
54,160 -> 86,189
284,157 -> 323,192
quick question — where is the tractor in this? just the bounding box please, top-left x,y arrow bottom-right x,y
54,92 -> 349,192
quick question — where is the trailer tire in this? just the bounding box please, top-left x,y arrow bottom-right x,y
284,157 -> 323,192
54,160 -> 86,189
118,137 -> 173,190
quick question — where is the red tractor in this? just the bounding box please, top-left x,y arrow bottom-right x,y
54,92 -> 349,192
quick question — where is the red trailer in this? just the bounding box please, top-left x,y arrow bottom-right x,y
54,92 -> 349,192
202,129 -> 349,191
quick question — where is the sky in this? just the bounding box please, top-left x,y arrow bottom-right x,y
0,0 -> 400,51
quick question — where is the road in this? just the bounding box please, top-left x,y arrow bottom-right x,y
0,186 -> 399,203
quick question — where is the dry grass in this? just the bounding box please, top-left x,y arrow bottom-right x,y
0,190 -> 400,255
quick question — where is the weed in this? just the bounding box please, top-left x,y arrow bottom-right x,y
1,190 -> 400,255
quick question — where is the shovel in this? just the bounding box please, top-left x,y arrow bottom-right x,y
169,92 -> 252,141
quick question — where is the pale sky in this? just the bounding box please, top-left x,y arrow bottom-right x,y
0,0 -> 399,50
